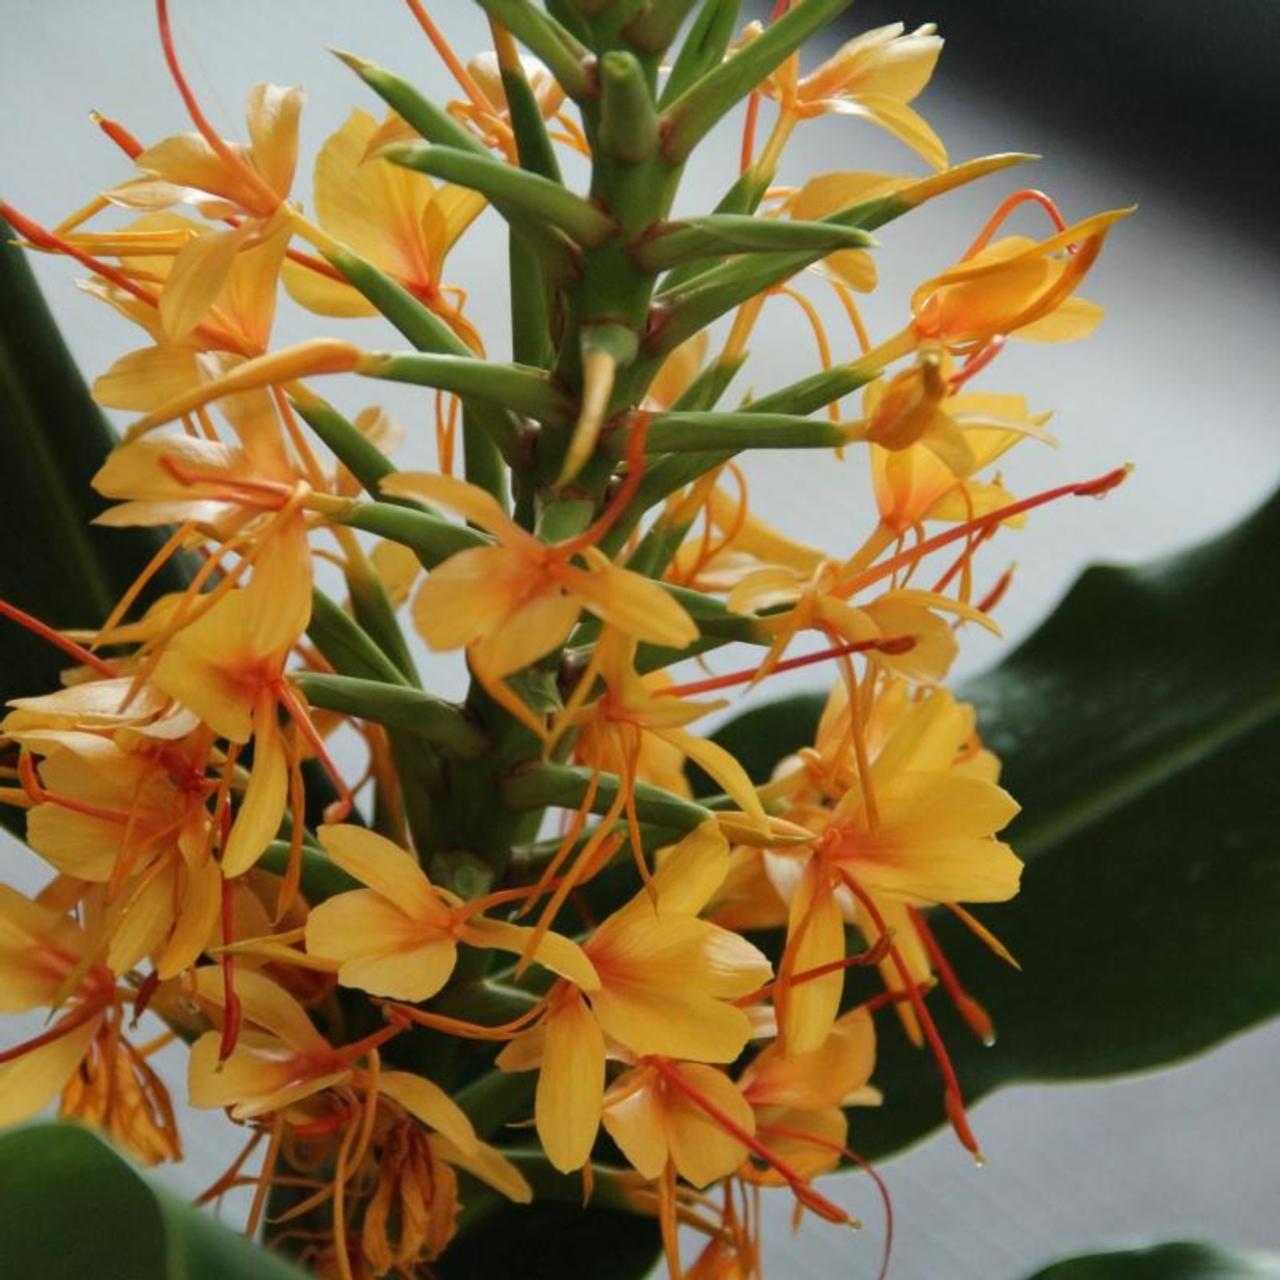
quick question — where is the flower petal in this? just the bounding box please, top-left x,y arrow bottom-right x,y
535,992 -> 605,1172
380,1069 -> 479,1154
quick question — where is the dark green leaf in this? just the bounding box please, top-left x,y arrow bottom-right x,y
1023,1241 -> 1280,1279
0,224 -> 190,837
0,1122 -> 307,1279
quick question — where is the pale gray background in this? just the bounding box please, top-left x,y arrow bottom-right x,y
2,2 -> 1277,1277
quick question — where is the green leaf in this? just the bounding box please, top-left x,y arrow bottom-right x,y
0,222 -> 191,837
1023,1242 -> 1280,1279
0,1122 -> 308,1280
707,487 -> 1280,1159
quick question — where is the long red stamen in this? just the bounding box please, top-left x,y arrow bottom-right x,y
842,873 -> 982,1160
19,751 -> 129,823
974,565 -> 1016,617
964,189 -> 1069,260
661,636 -> 914,700
740,91 -> 761,173
154,0 -> 278,213
2,202 -> 160,306
0,994 -> 106,1065
646,1057 -> 852,1225
908,906 -> 995,1045
735,934 -> 892,1007
0,597 -> 117,676
756,1124 -> 893,1280
90,109 -> 144,159
404,0 -> 499,115
839,465 -> 1130,601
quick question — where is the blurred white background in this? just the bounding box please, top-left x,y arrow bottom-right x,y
2,2 -> 1278,1276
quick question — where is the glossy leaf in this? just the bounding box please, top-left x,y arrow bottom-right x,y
0,222 -> 189,836
1024,1241 -> 1280,1279
707,488 -> 1280,1159
0,1122 -> 307,1279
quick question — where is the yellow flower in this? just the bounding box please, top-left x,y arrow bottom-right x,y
153,514 -> 312,875
109,83 -> 304,219
303,823 -> 599,1001
282,108 -> 484,327
912,208 -> 1130,352
380,472 -> 698,678
739,1006 -> 876,1183
603,1060 -> 755,1190
0,886 -> 176,1163
569,631 -> 769,831
757,22 -> 947,169
496,823 -> 770,1173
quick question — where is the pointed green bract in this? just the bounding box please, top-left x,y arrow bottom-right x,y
661,0 -> 856,160
295,673 -> 487,757
382,143 -> 615,246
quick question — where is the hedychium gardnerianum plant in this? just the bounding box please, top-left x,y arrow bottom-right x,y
0,0 -> 1133,1276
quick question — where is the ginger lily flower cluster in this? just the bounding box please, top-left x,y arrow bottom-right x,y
0,2 -> 1130,1277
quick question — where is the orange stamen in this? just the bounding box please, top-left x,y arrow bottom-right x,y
647,1056 -> 852,1225
755,1124 -> 892,1280
964,189 -> 1069,261
837,465 -> 1131,601
154,0 -> 279,214
909,906 -> 996,1045
0,992 -> 107,1065
661,635 -> 914,701
842,873 -> 982,1160
90,109 -> 144,159
0,597 -> 117,676
947,334 -> 1006,391
404,0 -> 499,116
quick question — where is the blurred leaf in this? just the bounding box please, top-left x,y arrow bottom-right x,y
0,1122 -> 307,1279
0,226 -> 188,834
707,487 -> 1280,1159
1023,1241 -> 1280,1279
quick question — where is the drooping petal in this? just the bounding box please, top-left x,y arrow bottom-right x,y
0,1016 -> 100,1126
602,1067 -> 668,1181
433,1135 -> 533,1203
160,223 -> 254,342
379,1069 -> 479,1154
534,992 -> 605,1172
663,1063 -> 754,1188
220,692 -> 288,877
193,965 -> 327,1051
462,916 -> 599,991
781,862 -> 846,1054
